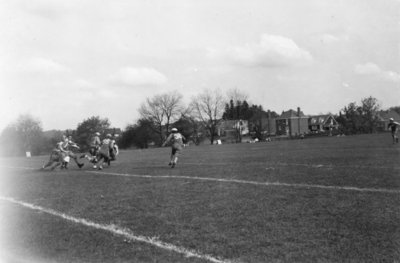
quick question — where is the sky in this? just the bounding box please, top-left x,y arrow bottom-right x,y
1,0 -> 399,131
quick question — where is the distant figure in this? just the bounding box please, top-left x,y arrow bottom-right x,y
388,118 -> 400,144
162,128 -> 186,168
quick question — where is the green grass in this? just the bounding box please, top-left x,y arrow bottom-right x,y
0,133 -> 399,262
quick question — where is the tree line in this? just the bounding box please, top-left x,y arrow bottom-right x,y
0,90 -> 398,157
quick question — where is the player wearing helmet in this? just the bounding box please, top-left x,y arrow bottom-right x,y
80,131 -> 101,168
388,118 -> 400,144
96,133 -> 113,170
162,128 -> 186,168
108,134 -> 119,165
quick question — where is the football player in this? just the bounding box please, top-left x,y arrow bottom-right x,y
162,128 -> 186,168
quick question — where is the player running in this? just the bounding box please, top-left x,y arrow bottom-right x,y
96,134 -> 113,170
62,136 -> 84,169
80,131 -> 101,168
162,128 -> 186,168
108,134 -> 119,165
42,135 -> 69,170
42,135 -> 83,170
388,118 -> 400,144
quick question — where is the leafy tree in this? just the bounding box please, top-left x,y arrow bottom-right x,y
389,106 -> 400,115
173,115 -> 206,145
139,91 -> 184,145
119,119 -> 158,149
360,96 -> 380,133
75,116 -> 110,151
337,96 -> 381,134
0,114 -> 44,156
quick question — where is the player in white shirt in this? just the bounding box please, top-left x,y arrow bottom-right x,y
388,118 -> 400,144
162,128 -> 186,168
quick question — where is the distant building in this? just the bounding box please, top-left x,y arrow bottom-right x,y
276,107 -> 309,137
376,110 -> 400,131
309,115 -> 339,133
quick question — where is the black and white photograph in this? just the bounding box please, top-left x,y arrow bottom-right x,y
0,0 -> 399,262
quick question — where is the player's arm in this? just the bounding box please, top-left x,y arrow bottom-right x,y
69,141 -> 80,149
162,134 -> 172,147
114,144 -> 119,155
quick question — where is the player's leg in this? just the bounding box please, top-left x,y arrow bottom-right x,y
69,152 -> 84,168
168,148 -> 175,166
42,151 -> 59,169
171,148 -> 181,168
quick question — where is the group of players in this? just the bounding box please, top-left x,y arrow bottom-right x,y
41,119 -> 398,171
42,127 -> 186,170
42,132 -> 119,171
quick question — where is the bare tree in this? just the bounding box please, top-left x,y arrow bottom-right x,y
190,88 -> 225,144
227,88 -> 249,104
139,91 -> 183,144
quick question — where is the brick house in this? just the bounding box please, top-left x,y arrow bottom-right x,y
276,107 -> 309,137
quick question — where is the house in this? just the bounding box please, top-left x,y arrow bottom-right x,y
276,107 -> 309,137
376,110 -> 400,131
218,120 -> 249,136
309,115 -> 339,133
248,110 -> 277,137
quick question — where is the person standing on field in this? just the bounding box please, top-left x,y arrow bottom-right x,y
388,118 -> 400,144
162,128 -> 186,168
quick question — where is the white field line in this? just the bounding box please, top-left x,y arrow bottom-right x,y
0,196 -> 234,263
2,165 -> 400,194
0,166 -> 37,170
183,162 -> 400,170
87,171 -> 400,194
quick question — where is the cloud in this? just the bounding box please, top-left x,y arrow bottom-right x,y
22,57 -> 70,73
355,62 -> 400,82
210,34 -> 312,67
108,67 -> 168,87
20,0 -> 76,19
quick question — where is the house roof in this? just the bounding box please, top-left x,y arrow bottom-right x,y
277,109 -> 308,119
309,115 -> 338,125
376,110 -> 400,121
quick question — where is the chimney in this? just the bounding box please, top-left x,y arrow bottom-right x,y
297,107 -> 301,135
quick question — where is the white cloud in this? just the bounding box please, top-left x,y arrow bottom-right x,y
210,34 -> 312,67
320,34 -> 340,44
108,67 -> 168,87
22,57 -> 70,73
355,62 -> 400,82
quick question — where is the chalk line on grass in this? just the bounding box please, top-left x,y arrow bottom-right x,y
87,171 -> 400,194
2,165 -> 400,194
0,166 -> 37,170
0,196 -> 234,263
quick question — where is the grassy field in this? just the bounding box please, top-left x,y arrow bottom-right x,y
0,133 -> 399,263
